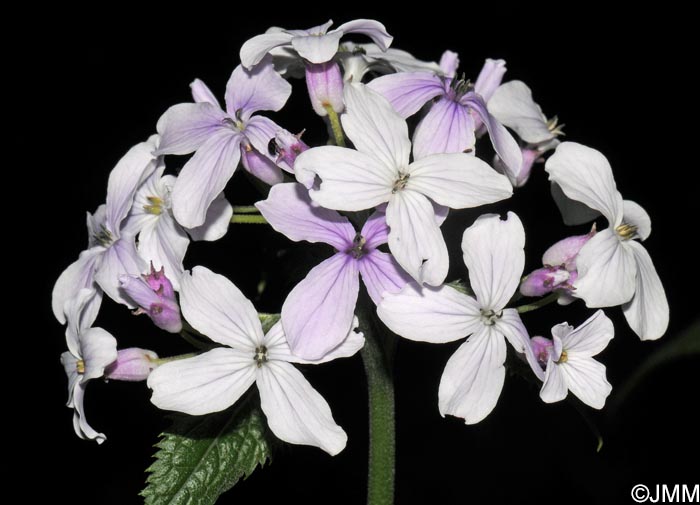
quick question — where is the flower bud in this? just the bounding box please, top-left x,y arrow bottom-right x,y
542,226 -> 596,271
520,266 -> 572,297
272,129 -> 310,172
241,142 -> 284,185
104,348 -> 159,382
530,336 -> 553,370
120,267 -> 183,333
305,61 -> 345,116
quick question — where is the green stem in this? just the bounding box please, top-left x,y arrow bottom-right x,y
360,313 -> 395,505
230,214 -> 268,224
232,205 -> 260,214
151,352 -> 198,366
325,105 -> 346,147
515,293 -> 560,314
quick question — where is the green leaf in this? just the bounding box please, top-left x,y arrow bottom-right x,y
141,402 -> 272,505
258,313 -> 281,333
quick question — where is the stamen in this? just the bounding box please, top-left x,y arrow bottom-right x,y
94,225 -> 114,247
392,173 -> 410,193
254,346 -> 268,368
76,359 -> 85,374
479,308 -> 502,326
144,195 -> 163,215
616,223 -> 638,241
547,116 -> 566,137
348,233 -> 367,259
556,350 -> 568,364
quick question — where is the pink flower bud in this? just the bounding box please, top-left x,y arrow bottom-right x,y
104,348 -> 159,382
530,336 -> 553,370
120,267 -> 183,333
240,142 -> 284,185
542,226 -> 596,271
520,266 -> 572,297
272,129 -> 310,172
143,263 -> 176,299
305,61 -> 345,116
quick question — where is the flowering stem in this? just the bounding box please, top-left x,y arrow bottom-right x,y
325,105 -> 346,147
232,205 -> 260,214
151,352 -> 199,366
515,293 -> 560,314
359,308 -> 395,505
230,214 -> 268,224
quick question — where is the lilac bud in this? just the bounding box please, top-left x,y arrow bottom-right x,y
143,263 -> 175,299
305,61 -> 345,116
542,226 -> 596,271
530,336 -> 553,370
120,268 -> 183,333
520,266 -> 572,297
272,130 -> 309,172
104,348 -> 159,382
494,148 -> 541,188
240,142 -> 284,185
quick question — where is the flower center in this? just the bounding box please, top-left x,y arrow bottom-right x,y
76,359 -> 85,374
615,223 -> 638,241
555,350 -> 568,364
392,172 -> 410,193
347,233 -> 367,259
144,195 -> 164,215
254,346 -> 268,368
93,225 -> 114,247
480,309 -> 502,326
449,73 -> 474,99
222,116 -> 245,132
547,116 -> 565,137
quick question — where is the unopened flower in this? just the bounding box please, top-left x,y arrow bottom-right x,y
295,83 -> 512,286
305,60 -> 345,116
104,348 -> 159,382
527,310 -> 614,409
120,265 -> 182,333
270,130 -> 309,172
256,182 -> 410,359
545,142 -> 668,340
378,213 -> 532,424
148,266 -> 364,455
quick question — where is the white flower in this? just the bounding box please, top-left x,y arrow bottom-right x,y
295,83 -> 512,286
377,212 -> 531,424
529,310 -> 614,409
147,266 -> 364,455
545,142 -> 669,340
61,289 -> 118,444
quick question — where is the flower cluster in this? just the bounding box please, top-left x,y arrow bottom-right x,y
53,17 -> 668,463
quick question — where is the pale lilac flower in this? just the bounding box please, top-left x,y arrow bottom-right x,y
120,265 -> 182,333
305,60 -> 345,116
368,55 -> 522,178
52,137 -> 159,324
148,266 -> 364,455
104,348 -> 159,382
156,57 -> 291,228
295,83 -> 512,286
122,164 -> 232,287
520,226 -> 596,304
239,19 -> 393,69
270,130 -> 309,172
256,182 -> 410,359
545,142 -> 668,340
527,310 -> 614,409
377,213 -> 532,424
489,80 -> 562,186
337,42 -> 442,83
61,289 -> 118,443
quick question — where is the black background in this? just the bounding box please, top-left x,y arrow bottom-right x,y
15,5 -> 698,505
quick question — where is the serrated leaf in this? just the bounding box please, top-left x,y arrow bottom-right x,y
141,401 -> 272,505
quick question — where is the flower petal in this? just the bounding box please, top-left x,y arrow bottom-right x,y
359,250 -> 412,305
377,282 -> 481,343
52,248 -> 103,325
488,80 -> 554,144
240,32 -> 294,69
474,59 -> 507,102
281,253 -> 360,360
560,310 -> 614,357
622,241 -> 669,340
225,58 -> 292,121
559,357 -> 612,409
148,348 -> 256,415
291,31 -> 344,64
539,360 -> 567,403
386,190 -> 449,286
241,144 -> 285,185
439,50 -> 459,78
63,288 -> 103,355
156,102 -> 228,155
71,382 -> 107,444
79,327 -> 118,382
341,83 -> 411,171
438,326 -> 506,424
574,229 -> 637,307
296,146 -> 393,210
406,152 -> 513,208
136,213 -> 189,289
335,19 -> 393,50
171,129 -> 242,228
179,266 -> 263,349
412,98 -> 476,159
94,237 -> 147,307
361,211 -> 390,249
186,192 -> 233,242
461,212 -> 525,310
550,182 -> 601,226
545,142 -> 623,225
265,319 -> 364,364
367,72 -> 444,118
257,361 -> 347,455
623,200 -> 652,241
256,182 -> 355,250
190,78 -> 221,107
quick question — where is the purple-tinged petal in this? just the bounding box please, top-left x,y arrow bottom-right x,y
149,348 -> 256,415
190,78 -> 220,107
171,129 -> 242,228
257,361 -> 347,455
361,211 -> 390,249
71,382 -> 107,443
105,348 -> 159,382
474,59 -> 506,102
463,94 -> 523,183
368,72 -> 444,118
551,182 -> 601,226
439,50 -> 460,78
287,20 -> 334,37
495,309 -> 545,382
305,61 -> 345,116
240,32 -> 295,69
179,266 -> 264,350
281,253 -> 360,360
243,115 -> 281,154
187,192 -> 233,242
241,143 -> 285,185
520,266 -> 571,297
542,228 -> 596,270
156,102 -> 228,156
120,274 -> 182,333
412,98 -> 475,159
438,326 -> 506,424
359,250 -> 411,305
488,80 -> 553,144
273,129 -> 309,173
79,327 -> 118,382
335,19 -> 393,50
94,237 -> 147,307
119,274 -> 161,308
540,359 -> 567,403
63,288 -> 102,356
461,212 -> 525,311
136,213 -> 188,289
622,200 -> 651,241
53,248 -> 104,325
407,152 -> 513,207
225,58 -> 292,121
291,31 -> 344,64
256,182 -> 355,250
494,148 -> 540,187
622,241 -> 669,340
